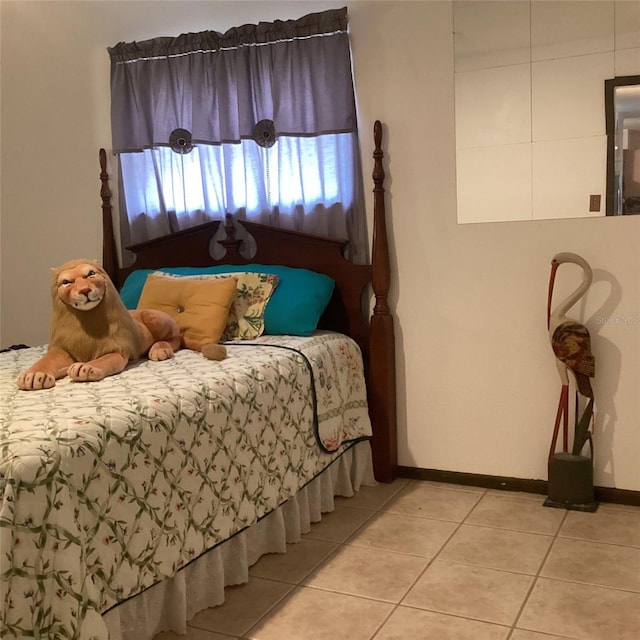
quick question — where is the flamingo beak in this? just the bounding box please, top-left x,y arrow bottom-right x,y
547,260 -> 559,330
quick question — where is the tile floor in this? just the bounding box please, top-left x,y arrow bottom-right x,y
156,479 -> 640,640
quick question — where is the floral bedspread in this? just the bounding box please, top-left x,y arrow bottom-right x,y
0,332 -> 371,639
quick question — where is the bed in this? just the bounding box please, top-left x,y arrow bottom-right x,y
0,121 -> 396,640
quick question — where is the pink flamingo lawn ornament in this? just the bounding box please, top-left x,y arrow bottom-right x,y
546,252 -> 596,460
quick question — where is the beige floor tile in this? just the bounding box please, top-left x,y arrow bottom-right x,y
385,483 -> 482,522
510,631 -> 572,640
559,506 -> 640,547
438,524 -> 553,574
346,510 -> 457,557
599,502 -> 640,513
416,480 -> 487,494
188,577 -> 292,637
374,606 -> 510,640
157,631 -> 237,640
248,538 -> 337,584
335,478 -> 409,510
518,577 -> 640,639
487,489 -> 547,502
303,544 -> 428,602
304,504 -> 374,542
403,560 -> 534,625
541,537 -> 640,592
466,493 -> 565,535
185,631 -> 238,640
245,585 -> 394,640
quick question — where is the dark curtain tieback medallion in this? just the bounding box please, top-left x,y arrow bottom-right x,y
253,119 -> 276,148
169,128 -> 194,153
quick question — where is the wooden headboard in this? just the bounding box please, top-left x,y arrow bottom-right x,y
99,121 -> 397,482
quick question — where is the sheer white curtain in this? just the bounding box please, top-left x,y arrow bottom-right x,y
108,8 -> 368,263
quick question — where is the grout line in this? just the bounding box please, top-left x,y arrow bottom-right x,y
392,487 -> 489,608
369,603 -> 513,639
529,573 -> 640,596
229,579 -> 297,639
556,532 -> 640,550
358,481 -> 490,639
383,483 -> 576,637
453,520 -> 563,537
278,486 -> 411,640
507,507 -> 570,637
368,604 -> 398,640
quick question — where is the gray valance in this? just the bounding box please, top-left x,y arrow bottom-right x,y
108,7 -> 356,153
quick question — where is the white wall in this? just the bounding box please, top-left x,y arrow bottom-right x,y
2,1 -> 639,491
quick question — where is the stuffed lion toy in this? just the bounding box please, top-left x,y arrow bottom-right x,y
17,259 -> 185,391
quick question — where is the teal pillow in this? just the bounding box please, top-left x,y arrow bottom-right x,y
120,264 -> 335,336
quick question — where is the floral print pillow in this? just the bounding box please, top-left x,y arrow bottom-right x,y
150,271 -> 279,340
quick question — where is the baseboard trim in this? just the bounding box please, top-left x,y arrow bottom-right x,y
397,466 -> 640,507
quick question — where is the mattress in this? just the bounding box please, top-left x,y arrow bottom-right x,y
0,332 -> 372,639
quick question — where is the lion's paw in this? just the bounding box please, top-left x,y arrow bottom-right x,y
68,362 -> 106,382
17,370 -> 56,391
148,341 -> 175,361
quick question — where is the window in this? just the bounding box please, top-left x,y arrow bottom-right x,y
109,8 -> 367,261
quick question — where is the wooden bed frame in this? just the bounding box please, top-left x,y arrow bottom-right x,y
99,120 -> 397,482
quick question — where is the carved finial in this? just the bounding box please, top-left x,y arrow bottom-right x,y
374,120 -> 382,150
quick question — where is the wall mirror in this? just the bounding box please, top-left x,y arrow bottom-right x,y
453,0 -> 640,224
605,75 -> 640,215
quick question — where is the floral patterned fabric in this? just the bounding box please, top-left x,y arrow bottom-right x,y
0,332 -> 371,639
149,271 -> 279,340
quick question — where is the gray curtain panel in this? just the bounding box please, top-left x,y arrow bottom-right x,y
108,7 -> 368,263
109,8 -> 357,152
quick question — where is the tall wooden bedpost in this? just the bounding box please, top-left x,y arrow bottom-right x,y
100,148 -> 119,287
369,121 -> 397,482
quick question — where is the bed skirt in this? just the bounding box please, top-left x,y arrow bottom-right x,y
104,440 -> 375,640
